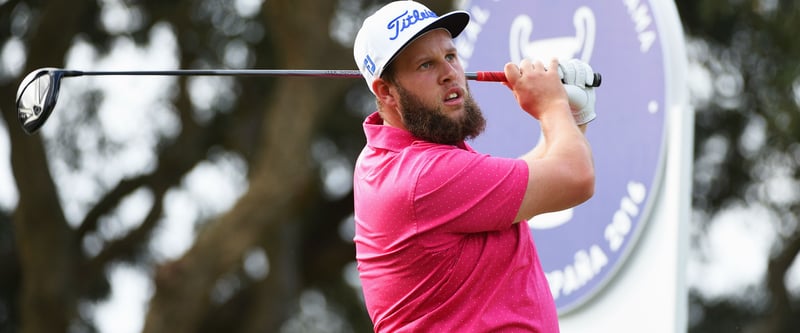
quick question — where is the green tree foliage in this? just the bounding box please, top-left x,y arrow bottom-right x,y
676,0 -> 800,332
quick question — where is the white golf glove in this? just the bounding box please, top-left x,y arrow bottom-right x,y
559,59 -> 597,125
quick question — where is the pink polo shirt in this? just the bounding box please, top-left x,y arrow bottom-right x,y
353,112 -> 559,332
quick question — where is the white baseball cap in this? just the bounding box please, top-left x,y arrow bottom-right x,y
353,1 -> 470,94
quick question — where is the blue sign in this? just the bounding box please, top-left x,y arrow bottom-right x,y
457,0 -> 668,313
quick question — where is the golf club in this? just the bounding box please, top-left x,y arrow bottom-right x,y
15,67 -> 601,135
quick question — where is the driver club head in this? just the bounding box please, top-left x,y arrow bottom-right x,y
16,68 -> 63,135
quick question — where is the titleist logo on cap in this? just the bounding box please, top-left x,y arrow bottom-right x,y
387,9 -> 438,40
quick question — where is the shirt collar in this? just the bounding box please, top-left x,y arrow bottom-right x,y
363,112 -> 416,152
362,111 -> 471,151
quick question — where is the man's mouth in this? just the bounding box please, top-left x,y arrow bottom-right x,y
444,88 -> 464,104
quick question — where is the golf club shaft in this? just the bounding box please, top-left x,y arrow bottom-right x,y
60,69 -> 364,79
61,69 -> 504,80
57,69 -> 601,86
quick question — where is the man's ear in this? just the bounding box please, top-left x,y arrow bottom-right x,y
372,78 -> 406,129
373,78 -> 397,107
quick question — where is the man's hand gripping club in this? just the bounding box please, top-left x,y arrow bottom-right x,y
501,58 -> 597,125
503,58 -> 571,120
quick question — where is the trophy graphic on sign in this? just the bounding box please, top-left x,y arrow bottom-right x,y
509,6 -> 596,64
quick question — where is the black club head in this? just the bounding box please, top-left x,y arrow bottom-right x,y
16,68 -> 63,135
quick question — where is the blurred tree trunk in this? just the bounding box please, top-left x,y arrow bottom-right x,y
141,0 -> 353,332
0,0 -> 90,331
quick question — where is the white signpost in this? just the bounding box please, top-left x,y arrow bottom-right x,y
457,0 -> 691,331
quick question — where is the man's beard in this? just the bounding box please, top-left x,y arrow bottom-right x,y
396,84 -> 486,146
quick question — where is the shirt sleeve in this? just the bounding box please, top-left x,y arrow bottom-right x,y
410,145 -> 529,234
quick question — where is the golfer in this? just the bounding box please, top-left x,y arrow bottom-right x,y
352,1 -> 596,332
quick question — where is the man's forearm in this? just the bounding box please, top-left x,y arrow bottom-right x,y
521,122 -> 588,161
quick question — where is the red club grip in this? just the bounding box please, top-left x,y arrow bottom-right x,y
473,71 -> 603,87
475,71 -> 508,82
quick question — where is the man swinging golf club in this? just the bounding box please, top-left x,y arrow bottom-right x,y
351,1 -> 597,332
